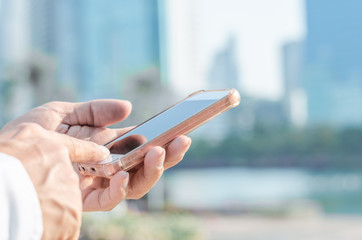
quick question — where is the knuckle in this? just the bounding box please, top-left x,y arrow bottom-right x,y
68,137 -> 79,158
57,144 -> 70,157
68,171 -> 80,184
42,102 -> 68,119
90,143 -> 99,157
70,205 -> 81,222
74,202 -> 82,223
43,101 -> 62,109
19,122 -> 41,131
67,206 -> 82,236
62,162 -> 79,181
18,122 -> 44,137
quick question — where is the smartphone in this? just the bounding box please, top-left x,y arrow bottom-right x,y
78,88 -> 240,178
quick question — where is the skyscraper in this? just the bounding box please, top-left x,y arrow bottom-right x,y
74,0 -> 161,100
198,36 -> 242,140
0,0 -> 33,124
29,0 -> 162,100
208,36 -> 240,90
303,0 -> 362,125
162,0 -> 205,95
282,41 -> 307,127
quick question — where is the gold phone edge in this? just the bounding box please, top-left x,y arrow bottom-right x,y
79,89 -> 241,178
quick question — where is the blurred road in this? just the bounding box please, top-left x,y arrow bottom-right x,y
200,215 -> 362,240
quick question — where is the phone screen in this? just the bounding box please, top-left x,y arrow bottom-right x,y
107,90 -> 230,155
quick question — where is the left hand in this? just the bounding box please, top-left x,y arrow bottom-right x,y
1,100 -> 191,211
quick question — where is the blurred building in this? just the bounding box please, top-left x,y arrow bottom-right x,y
120,67 -> 176,128
195,36 -> 243,140
0,0 -> 165,126
30,0 -> 78,97
0,0 -> 30,63
303,0 -> 362,126
282,41 -> 308,127
30,0 -> 162,100
252,99 -> 286,128
0,0 -> 36,124
0,0 -> 75,125
162,0 -> 206,95
197,35 -> 287,140
208,36 -> 240,90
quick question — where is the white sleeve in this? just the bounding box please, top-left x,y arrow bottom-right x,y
0,153 -> 43,240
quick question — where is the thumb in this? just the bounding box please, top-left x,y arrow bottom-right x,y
53,132 -> 110,163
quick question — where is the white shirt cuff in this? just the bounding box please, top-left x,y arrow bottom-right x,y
0,152 -> 43,240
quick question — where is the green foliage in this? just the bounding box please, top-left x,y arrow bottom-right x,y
80,212 -> 203,240
185,126 -> 362,170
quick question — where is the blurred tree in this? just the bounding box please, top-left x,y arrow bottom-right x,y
184,125 -> 362,170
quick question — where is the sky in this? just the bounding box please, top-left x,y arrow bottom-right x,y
166,0 -> 306,100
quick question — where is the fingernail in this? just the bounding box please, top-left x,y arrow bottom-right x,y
120,171 -> 129,189
157,150 -> 165,169
182,137 -> 192,151
100,146 -> 110,157
124,100 -> 132,106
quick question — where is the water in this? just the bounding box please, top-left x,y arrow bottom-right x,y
164,168 -> 362,214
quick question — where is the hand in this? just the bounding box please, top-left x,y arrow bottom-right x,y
0,123 -> 109,239
1,100 -> 191,211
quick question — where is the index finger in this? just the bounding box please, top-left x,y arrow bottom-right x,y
52,132 -> 110,163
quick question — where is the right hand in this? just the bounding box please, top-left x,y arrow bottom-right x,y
1,100 -> 192,211
0,123 -> 109,239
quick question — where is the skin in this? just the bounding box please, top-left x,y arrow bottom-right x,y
1,99 -> 191,211
0,123 -> 110,239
